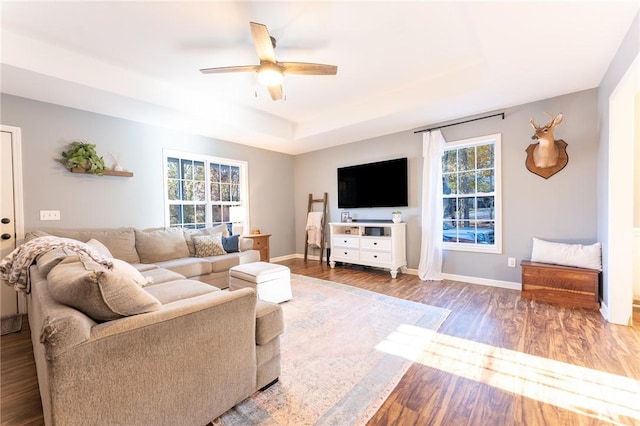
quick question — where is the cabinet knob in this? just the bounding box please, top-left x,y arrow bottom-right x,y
1,233 -> 11,240
374,255 -> 378,258
1,218 -> 10,224
373,242 -> 377,245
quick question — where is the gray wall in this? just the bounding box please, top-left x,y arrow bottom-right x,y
295,89 -> 600,283
0,94 -> 296,258
597,11 -> 639,306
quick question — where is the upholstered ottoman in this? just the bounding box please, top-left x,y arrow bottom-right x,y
229,262 -> 292,303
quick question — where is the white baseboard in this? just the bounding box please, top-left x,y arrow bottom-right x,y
271,254 -> 300,262
441,273 -> 521,291
283,254 -> 521,290
600,301 -> 610,322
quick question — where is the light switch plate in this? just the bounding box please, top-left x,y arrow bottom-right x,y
40,210 -> 60,221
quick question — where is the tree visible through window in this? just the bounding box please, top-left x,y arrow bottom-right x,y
442,134 -> 502,253
164,151 -> 247,229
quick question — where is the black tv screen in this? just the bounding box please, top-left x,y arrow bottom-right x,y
337,158 -> 408,208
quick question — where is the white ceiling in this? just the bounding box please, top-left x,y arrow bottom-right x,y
1,1 -> 638,155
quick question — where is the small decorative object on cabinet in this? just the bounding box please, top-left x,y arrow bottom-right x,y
329,222 -> 406,278
392,211 -> 402,223
245,233 -> 271,262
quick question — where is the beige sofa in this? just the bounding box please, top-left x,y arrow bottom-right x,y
30,225 -> 261,288
24,234 -> 284,425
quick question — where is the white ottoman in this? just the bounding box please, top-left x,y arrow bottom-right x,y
229,262 -> 292,303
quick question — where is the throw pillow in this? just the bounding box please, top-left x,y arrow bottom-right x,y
221,234 -> 240,253
86,238 -> 114,258
183,224 -> 230,256
48,255 -> 162,322
111,258 -> 153,287
531,237 -> 602,270
193,234 -> 227,257
36,247 -> 71,277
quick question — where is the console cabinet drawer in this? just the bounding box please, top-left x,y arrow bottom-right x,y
360,251 -> 392,264
360,238 -> 391,251
332,248 -> 359,261
332,236 -> 359,249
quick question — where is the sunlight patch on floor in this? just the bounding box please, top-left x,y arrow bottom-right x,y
376,326 -> 640,424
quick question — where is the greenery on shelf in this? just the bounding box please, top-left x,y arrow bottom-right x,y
61,141 -> 106,175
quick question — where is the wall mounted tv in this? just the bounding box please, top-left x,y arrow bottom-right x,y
337,157 -> 408,208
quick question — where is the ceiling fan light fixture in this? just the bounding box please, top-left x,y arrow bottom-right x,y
257,62 -> 283,86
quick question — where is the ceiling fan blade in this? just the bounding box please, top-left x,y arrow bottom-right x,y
200,65 -> 258,74
280,62 -> 338,75
268,85 -> 283,101
250,22 -> 276,63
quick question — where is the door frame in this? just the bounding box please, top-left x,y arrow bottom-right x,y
605,53 -> 638,325
1,125 -> 25,312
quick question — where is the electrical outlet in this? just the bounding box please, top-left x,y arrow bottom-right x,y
507,257 -> 516,268
40,210 -> 60,221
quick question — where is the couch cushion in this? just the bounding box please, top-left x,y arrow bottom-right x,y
48,256 -> 162,322
193,234 -> 226,257
35,228 -> 140,264
255,300 -> 284,345
204,252 -> 243,273
141,268 -> 185,285
143,279 -> 219,304
132,263 -> 159,272
36,248 -> 71,276
135,228 -> 189,263
111,259 -> 152,287
183,225 -> 229,256
154,257 -> 212,278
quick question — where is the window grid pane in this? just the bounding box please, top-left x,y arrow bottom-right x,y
442,140 -> 497,247
167,155 -> 246,229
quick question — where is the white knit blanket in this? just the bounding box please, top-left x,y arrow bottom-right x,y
0,236 -> 113,293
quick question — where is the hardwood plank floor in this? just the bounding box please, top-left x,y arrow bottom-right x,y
2,259 -> 639,425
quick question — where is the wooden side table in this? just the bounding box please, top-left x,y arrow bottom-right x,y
244,234 -> 271,262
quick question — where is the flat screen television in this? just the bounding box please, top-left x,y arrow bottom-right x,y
337,157 -> 408,208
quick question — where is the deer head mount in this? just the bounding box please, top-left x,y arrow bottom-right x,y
525,112 -> 569,179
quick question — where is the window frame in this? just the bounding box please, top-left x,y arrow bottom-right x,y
163,149 -> 249,231
442,133 -> 502,254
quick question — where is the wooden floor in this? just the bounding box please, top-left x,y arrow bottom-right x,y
2,259 -> 639,425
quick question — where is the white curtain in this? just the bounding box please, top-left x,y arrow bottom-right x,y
418,130 -> 445,281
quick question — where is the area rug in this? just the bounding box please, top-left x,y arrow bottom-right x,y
219,274 -> 450,426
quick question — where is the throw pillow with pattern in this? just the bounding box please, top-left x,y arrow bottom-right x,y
193,234 -> 227,257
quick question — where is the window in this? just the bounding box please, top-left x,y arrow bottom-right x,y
442,134 -> 501,253
164,150 -> 248,230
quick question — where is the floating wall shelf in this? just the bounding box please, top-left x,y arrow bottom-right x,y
70,167 -> 134,177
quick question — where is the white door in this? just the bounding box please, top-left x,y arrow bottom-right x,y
1,129 -> 18,316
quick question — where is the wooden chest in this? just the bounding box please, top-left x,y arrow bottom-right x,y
520,260 -> 600,309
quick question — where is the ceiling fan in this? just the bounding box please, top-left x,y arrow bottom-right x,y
200,22 -> 338,101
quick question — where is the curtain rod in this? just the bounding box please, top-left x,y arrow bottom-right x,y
413,112 -> 505,134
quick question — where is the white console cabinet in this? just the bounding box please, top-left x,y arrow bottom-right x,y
329,222 -> 407,278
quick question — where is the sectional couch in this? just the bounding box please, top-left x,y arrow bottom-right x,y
30,225 -> 261,288
18,226 -> 282,425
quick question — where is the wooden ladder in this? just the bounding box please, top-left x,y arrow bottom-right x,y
304,193 -> 328,263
